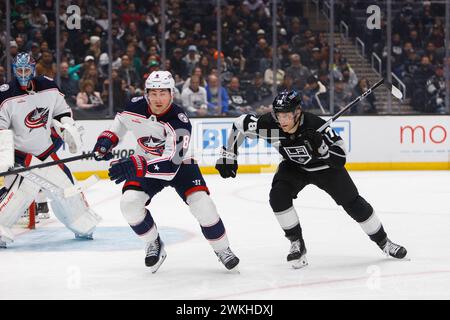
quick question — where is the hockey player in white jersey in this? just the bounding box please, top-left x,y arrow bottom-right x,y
0,52 -> 101,248
92,70 -> 239,273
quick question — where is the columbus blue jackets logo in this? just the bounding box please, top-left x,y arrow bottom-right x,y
138,136 -> 165,156
24,107 -> 50,131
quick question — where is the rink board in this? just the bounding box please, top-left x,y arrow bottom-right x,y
58,115 -> 450,179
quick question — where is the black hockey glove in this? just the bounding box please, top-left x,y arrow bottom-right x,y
303,129 -> 329,158
215,147 -> 238,178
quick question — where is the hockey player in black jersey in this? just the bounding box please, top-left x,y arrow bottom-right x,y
216,90 -> 407,268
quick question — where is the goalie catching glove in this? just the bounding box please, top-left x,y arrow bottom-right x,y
52,117 -> 84,154
108,155 -> 147,184
215,147 -> 238,178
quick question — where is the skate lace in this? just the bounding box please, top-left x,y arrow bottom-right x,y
383,240 -> 401,256
146,238 -> 160,257
216,248 -> 235,264
290,240 -> 301,254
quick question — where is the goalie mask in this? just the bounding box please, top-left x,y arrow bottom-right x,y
12,52 -> 36,90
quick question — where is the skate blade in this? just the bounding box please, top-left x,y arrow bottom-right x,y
150,249 -> 167,274
290,256 -> 308,269
227,265 -> 240,274
75,234 -> 94,240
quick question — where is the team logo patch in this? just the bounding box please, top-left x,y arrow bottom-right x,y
24,107 -> 50,131
283,146 -> 312,165
131,96 -> 143,103
178,113 -> 189,123
138,136 -> 165,156
0,84 -> 9,92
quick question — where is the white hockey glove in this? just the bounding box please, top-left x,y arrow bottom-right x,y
0,129 -> 14,172
53,117 -> 84,154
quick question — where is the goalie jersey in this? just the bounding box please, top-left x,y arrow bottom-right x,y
231,111 -> 347,172
108,96 -> 192,181
0,77 -> 71,158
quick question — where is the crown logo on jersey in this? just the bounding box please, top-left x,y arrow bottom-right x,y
24,107 -> 50,131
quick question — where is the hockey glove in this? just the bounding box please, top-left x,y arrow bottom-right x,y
93,131 -> 119,161
108,155 -> 147,184
53,117 -> 84,154
215,147 -> 238,178
303,129 -> 329,158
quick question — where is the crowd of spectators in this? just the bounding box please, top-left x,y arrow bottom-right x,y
339,0 -> 449,114
0,0 -> 448,118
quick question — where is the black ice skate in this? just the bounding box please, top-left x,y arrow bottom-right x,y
380,238 -> 407,259
37,202 -> 50,219
145,236 -> 167,273
215,247 -> 240,270
0,239 -> 6,249
287,239 -> 308,269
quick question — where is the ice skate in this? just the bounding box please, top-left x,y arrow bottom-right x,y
287,239 -> 308,269
37,202 -> 50,219
215,247 -> 240,271
0,239 -> 7,249
380,238 -> 407,259
75,233 -> 94,240
145,236 -> 167,273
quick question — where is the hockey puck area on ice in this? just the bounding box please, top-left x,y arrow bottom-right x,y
5,226 -> 192,252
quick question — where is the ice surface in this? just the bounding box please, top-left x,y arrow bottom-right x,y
1,171 -> 449,299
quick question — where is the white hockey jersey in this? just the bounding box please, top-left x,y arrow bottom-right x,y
107,95 -> 192,181
0,77 -> 71,158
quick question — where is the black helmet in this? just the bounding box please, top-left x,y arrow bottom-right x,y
272,90 -> 303,114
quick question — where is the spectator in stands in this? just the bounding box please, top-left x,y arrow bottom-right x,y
425,64 -> 446,114
35,51 -> 56,78
118,54 -> 141,89
408,29 -> 423,50
227,76 -> 252,116
171,48 -> 188,80
60,62 -> 79,108
183,67 -> 207,91
0,66 -> 6,85
247,72 -> 272,112
411,56 -> 435,112
401,48 -> 420,97
248,38 -> 268,73
81,63 -> 102,92
334,78 -> 353,111
424,41 -> 438,65
206,74 -> 229,116
302,75 -> 327,112
352,78 -> 377,114
278,74 -> 298,92
76,79 -> 104,110
198,55 -> 212,76
183,45 -> 201,76
0,41 -> 18,67
181,75 -> 208,117
285,53 -> 311,90
28,6 -> 48,32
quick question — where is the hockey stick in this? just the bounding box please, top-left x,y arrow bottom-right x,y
317,78 -> 402,132
0,152 -> 96,177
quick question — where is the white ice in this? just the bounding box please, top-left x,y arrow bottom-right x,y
1,171 -> 450,300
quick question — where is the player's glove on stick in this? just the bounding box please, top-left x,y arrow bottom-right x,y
93,131 -> 118,161
303,129 -> 329,158
215,147 -> 238,178
108,155 -> 147,184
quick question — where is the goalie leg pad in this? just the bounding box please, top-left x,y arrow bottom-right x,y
49,192 -> 102,236
186,191 -> 229,252
0,175 -> 41,242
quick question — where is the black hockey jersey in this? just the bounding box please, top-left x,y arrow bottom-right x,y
230,111 -> 346,171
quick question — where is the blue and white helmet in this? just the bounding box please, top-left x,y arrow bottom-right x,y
12,52 -> 36,88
